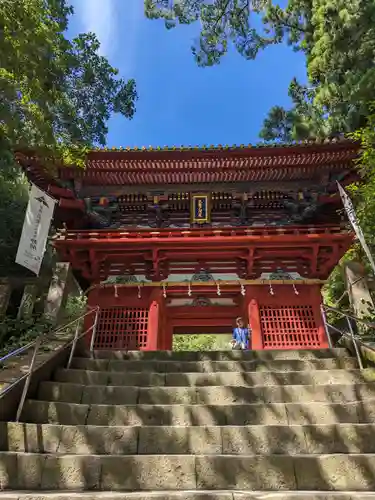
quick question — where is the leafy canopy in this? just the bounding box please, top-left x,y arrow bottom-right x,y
145,0 -> 273,67
348,104 -> 375,244
1,0 -> 138,164
0,0 -> 138,275
145,0 -> 375,141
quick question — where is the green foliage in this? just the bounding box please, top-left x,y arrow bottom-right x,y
259,81 -> 332,141
1,0 -> 138,164
348,104 -> 375,242
0,166 -> 29,275
0,294 -> 87,358
173,334 -> 231,351
0,0 -> 138,275
61,294 -> 87,322
0,315 -> 54,357
144,0 -> 313,66
144,0 -> 272,67
323,102 -> 375,315
146,1 -> 375,141
261,0 -> 375,141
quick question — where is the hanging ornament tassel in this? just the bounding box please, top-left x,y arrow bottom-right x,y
114,284 -> 119,298
216,280 -> 221,296
293,283 -> 299,295
188,281 -> 192,297
240,281 -> 246,296
269,283 -> 274,296
162,282 -> 167,298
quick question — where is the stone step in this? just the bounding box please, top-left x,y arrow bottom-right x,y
54,368 -> 375,387
2,423 -> 375,455
21,399 -> 375,426
1,452 -> 375,491
87,348 -> 349,361
70,357 -> 358,373
38,381 -> 375,405
2,493 -> 375,500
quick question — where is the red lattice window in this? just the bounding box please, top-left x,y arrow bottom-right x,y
259,305 -> 320,349
94,307 -> 149,350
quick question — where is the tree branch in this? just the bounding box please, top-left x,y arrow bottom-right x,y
212,0 -> 231,33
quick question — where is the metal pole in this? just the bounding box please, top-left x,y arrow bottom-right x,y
346,316 -> 364,370
89,308 -> 100,358
15,336 -> 41,422
320,304 -> 333,348
66,318 -> 82,369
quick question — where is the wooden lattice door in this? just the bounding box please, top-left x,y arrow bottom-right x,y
94,307 -> 149,350
259,305 -> 321,349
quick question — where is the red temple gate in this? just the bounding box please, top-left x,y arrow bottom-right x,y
17,140 -> 358,351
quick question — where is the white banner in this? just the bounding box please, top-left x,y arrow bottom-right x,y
337,181 -> 375,275
15,184 -> 56,275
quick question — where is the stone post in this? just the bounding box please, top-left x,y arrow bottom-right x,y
17,283 -> 39,320
0,280 -> 11,318
44,262 -> 71,324
344,260 -> 374,320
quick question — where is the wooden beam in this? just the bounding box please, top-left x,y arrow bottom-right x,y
88,278 -> 326,290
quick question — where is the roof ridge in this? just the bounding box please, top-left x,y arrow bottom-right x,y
91,137 -> 356,153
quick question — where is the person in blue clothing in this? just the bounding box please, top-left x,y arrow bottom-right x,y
231,316 -> 251,350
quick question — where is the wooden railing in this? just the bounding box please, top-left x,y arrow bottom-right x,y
55,224 -> 350,241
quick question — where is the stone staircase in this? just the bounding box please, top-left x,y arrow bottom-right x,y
1,348 -> 375,499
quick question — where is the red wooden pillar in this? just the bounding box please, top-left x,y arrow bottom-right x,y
146,289 -> 164,351
156,297 -> 172,350
146,300 -> 159,351
248,298 -> 263,350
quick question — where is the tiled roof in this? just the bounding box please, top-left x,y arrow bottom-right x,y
16,138 -> 359,188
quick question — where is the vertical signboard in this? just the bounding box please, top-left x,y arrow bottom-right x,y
15,184 -> 56,275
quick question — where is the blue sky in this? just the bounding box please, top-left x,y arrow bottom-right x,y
68,0 -> 307,148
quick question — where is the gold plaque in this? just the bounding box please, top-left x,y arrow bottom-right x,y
190,193 -> 211,224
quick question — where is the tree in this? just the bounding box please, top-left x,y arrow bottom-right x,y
145,1 -> 375,141
0,0 -> 138,274
145,0 -> 274,67
261,1 -> 375,140
322,105 -> 375,312
144,0 -> 314,66
173,334 -> 231,351
1,0 -> 138,164
259,80 -> 334,141
348,104 -> 375,244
